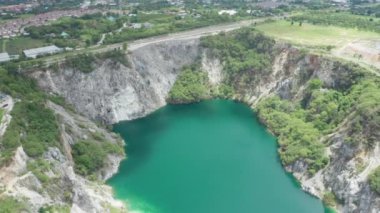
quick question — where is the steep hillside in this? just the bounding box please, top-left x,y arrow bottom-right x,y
27,28 -> 380,213
32,39 -> 201,124
0,68 -> 126,212
199,29 -> 380,212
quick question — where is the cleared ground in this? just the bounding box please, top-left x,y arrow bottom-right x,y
332,40 -> 380,70
256,20 -> 380,47
0,37 -> 47,55
256,20 -> 380,74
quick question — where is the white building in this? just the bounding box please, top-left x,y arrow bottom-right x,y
23,45 -> 63,59
0,52 -> 11,63
218,10 -> 237,16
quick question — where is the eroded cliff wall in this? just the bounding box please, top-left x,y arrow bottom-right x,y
33,39 -> 200,124
0,101 -> 125,212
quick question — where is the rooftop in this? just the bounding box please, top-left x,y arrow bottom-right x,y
0,52 -> 11,63
23,45 -> 62,58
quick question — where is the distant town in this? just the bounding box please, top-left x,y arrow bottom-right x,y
0,9 -> 101,38
0,0 -> 353,64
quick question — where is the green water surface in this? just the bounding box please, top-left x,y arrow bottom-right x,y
108,100 -> 331,213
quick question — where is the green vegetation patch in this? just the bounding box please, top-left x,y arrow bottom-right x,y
323,191 -> 338,208
257,74 -> 380,175
189,27 -> 379,176
346,79 -> 380,148
104,11 -> 236,44
257,96 -> 328,175
256,20 -> 379,47
0,50 -> 125,185
26,13 -> 122,48
39,204 -> 70,213
27,159 -> 52,183
351,4 -> 380,17
306,88 -> 352,133
64,49 -> 129,73
369,166 -> 380,194
0,68 -> 60,166
96,49 -> 130,67
200,28 -> 275,99
65,53 -> 95,73
0,196 -> 28,213
0,108 -> 3,122
168,67 -> 209,104
72,140 -> 124,176
1,37 -> 47,55
4,102 -> 60,158
292,11 -> 380,33
200,28 -> 275,97
201,28 -> 275,78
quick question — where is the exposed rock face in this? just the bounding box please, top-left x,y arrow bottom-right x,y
30,38 -> 379,213
0,95 -> 14,137
33,39 -> 201,124
0,102 -> 126,213
201,50 -> 223,86
244,46 -> 380,213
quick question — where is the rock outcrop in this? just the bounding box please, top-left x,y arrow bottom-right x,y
33,39 -> 201,124
0,102 -> 125,213
0,95 -> 14,137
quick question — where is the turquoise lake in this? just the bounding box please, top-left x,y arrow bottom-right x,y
108,100 -> 331,213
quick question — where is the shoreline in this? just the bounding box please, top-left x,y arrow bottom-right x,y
107,99 -> 330,212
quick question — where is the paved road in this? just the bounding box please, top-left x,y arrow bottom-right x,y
43,18 -> 268,65
126,19 -> 264,51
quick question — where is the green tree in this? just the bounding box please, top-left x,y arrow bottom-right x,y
72,140 -> 107,176
369,167 -> 380,194
168,68 -> 209,104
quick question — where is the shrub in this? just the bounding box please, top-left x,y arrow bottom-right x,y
39,204 -> 70,213
96,49 -> 129,67
257,96 -> 328,174
369,166 -> 380,194
7,102 -> 60,158
168,68 -> 209,104
323,191 -> 337,207
72,140 -> 106,176
65,53 -> 95,73
0,67 -> 60,165
293,11 -> 380,33
72,140 -> 123,176
0,196 -> 28,213
27,159 -> 51,183
201,28 -> 274,78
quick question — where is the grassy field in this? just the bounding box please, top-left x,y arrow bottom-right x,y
0,37 -> 47,55
256,20 -> 380,47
